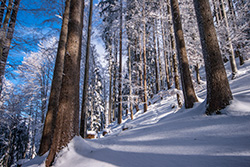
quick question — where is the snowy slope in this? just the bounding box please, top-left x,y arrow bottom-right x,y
23,60 -> 250,167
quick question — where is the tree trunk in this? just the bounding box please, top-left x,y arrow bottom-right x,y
0,0 -> 6,26
118,0 -> 123,124
153,19 -> 160,93
108,41 -> 113,124
220,0 -> 237,79
156,22 -> 164,90
80,0 -> 93,138
193,0 -> 233,114
160,8 -> 171,90
142,0 -> 148,112
39,0 -> 70,156
170,0 -> 198,108
0,0 -> 14,95
168,1 -> 182,107
112,38 -> 118,122
46,0 -> 84,165
128,46 -> 133,120
195,63 -> 201,84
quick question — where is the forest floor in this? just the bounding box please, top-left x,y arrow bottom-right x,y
23,60 -> 250,167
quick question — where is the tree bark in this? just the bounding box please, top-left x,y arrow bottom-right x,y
118,0 -> 123,124
112,38 -> 118,122
0,0 -> 6,27
80,0 -> 93,138
153,19 -> 160,93
193,0 -> 233,114
220,0 -> 237,79
0,0 -> 13,94
160,8 -> 171,90
108,41 -> 113,124
128,46 -> 133,120
46,0 -> 84,165
39,0 -> 70,156
142,0 -> 148,112
170,0 -> 198,108
168,1 -> 182,107
195,63 -> 201,84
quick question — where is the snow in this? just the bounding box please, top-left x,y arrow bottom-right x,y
23,60 -> 250,167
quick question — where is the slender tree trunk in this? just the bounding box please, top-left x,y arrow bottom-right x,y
0,0 -> 14,95
160,9 -> 171,90
170,0 -> 198,108
168,1 -> 182,107
112,38 -> 118,122
138,31 -> 143,102
118,0 -> 123,124
0,0 -> 13,58
156,22 -> 163,90
80,0 -> 93,138
142,0 -> 148,112
193,0 -> 233,114
134,38 -> 140,112
39,0 -> 70,156
195,62 -> 201,84
46,0 -> 84,165
128,46 -> 133,120
108,41 -> 113,124
220,0 -> 237,79
0,0 -> 6,26
153,20 -> 160,93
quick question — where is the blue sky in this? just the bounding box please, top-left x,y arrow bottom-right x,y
7,0 -> 106,78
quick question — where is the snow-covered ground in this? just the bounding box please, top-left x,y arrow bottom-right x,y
23,60 -> 250,167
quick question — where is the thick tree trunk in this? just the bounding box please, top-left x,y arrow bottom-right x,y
45,0 -> 84,165
39,0 -> 70,156
193,0 -> 233,114
80,0 -> 93,138
170,0 -> 198,108
118,0 -> 123,124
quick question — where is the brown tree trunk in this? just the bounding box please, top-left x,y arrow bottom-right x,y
170,0 -> 198,108
142,0 -> 148,112
220,0 -> 237,79
118,0 -> 123,124
0,0 -> 6,26
156,22 -> 164,90
195,63 -> 201,84
160,8 -> 171,90
80,0 -> 93,138
45,0 -> 84,165
168,1 -> 182,107
153,19 -> 160,93
112,38 -> 118,122
0,0 -> 13,94
108,41 -> 113,124
128,46 -> 133,120
39,0 -> 70,156
193,0 -> 233,114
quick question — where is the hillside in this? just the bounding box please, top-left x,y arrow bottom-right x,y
23,60 -> 250,167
